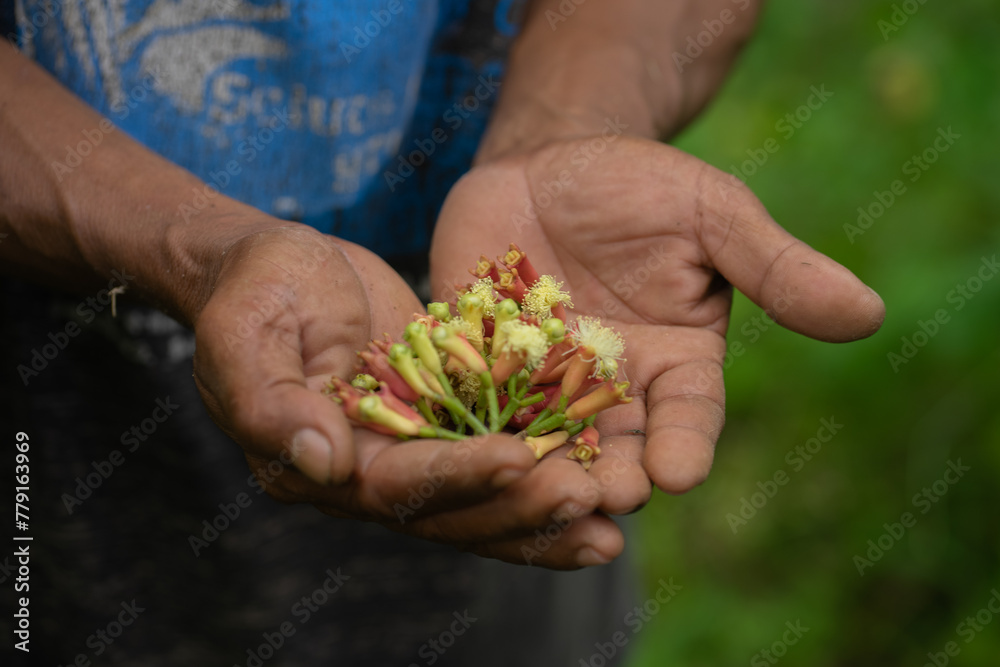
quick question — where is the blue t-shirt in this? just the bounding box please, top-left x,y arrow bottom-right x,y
6,0 -> 523,257
0,5 -> 640,665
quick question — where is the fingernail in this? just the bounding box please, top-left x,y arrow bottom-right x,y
576,547 -> 611,567
490,467 -> 525,490
290,428 -> 332,485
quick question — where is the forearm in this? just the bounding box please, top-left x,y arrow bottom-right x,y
477,0 -> 763,161
0,47 -> 285,324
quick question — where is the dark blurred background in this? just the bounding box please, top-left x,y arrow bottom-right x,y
626,0 -> 1000,665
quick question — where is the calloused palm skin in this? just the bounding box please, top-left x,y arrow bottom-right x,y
0,6 -> 877,571
431,135 -> 885,555
188,136 -> 883,570
191,226 -> 624,569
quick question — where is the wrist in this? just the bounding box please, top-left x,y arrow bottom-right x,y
475,0 -> 763,164
476,36 -> 661,165
152,209 -> 297,325
0,50 -> 294,325
68,177 -> 291,326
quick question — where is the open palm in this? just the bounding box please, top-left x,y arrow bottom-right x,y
192,226 -> 622,568
432,135 -> 885,511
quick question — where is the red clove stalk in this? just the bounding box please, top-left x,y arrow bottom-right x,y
499,243 -> 540,287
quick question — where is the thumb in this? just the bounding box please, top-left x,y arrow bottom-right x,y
699,167 -> 885,342
193,306 -> 356,486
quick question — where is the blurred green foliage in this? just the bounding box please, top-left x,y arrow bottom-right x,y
626,1 -> 1000,665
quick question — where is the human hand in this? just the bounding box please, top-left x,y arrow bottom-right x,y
0,44 -> 623,568
192,224 -> 618,568
431,135 -> 885,509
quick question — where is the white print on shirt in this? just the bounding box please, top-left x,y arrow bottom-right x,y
19,0 -> 289,111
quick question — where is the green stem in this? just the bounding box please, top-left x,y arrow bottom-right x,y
526,413 -> 567,437
418,426 -> 466,442
565,420 -> 586,438
415,398 -> 439,427
497,400 -> 519,432
443,405 -> 464,430
475,379 -> 488,425
438,395 -> 488,436
507,371 -> 519,401
515,373 -> 533,401
497,385 -> 548,433
436,372 -> 456,399
519,392 -> 547,408
525,407 -> 553,433
525,394 -> 570,437
479,372 -> 501,433
432,372 -> 459,425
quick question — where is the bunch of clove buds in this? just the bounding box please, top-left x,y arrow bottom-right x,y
324,243 -> 631,469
